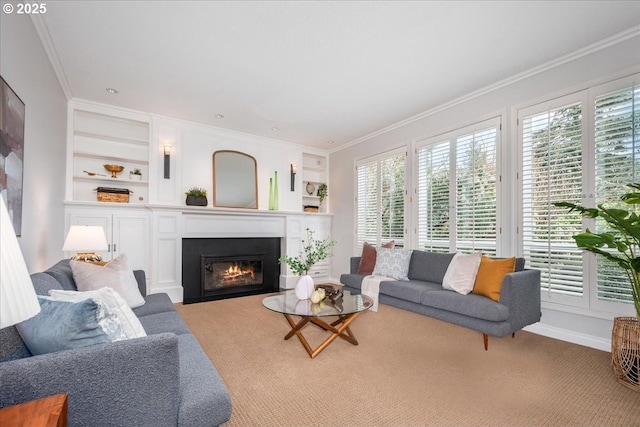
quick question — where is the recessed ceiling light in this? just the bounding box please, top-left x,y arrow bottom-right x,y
327,140 -> 335,144
105,88 -> 118,94
271,127 -> 279,132
215,114 -> 224,119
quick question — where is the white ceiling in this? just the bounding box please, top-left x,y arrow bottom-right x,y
37,1 -> 640,149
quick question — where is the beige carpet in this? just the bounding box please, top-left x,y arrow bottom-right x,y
176,294 -> 640,426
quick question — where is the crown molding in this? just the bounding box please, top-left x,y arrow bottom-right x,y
30,14 -> 73,100
332,25 -> 640,154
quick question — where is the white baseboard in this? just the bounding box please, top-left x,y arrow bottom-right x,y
524,323 -> 611,352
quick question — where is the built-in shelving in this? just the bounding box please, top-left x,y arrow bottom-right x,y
301,153 -> 328,213
67,105 -> 151,204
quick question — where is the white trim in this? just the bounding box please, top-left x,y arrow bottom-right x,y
333,26 -> 640,154
30,14 -> 73,100
524,323 -> 610,352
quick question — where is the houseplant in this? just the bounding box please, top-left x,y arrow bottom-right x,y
555,183 -> 640,392
279,228 -> 336,299
185,187 -> 208,206
129,168 -> 142,180
317,183 -> 328,205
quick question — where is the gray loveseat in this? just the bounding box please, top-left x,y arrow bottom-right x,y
0,260 -> 232,426
340,250 -> 541,349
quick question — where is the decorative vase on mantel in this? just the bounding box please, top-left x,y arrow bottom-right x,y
294,275 -> 314,300
269,171 -> 279,210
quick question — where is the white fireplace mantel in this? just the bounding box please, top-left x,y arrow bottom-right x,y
148,204 -> 332,302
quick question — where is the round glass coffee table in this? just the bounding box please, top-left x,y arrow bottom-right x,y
262,290 -> 373,358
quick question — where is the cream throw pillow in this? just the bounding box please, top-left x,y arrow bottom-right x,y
442,252 -> 482,295
49,287 -> 147,339
70,254 -> 146,308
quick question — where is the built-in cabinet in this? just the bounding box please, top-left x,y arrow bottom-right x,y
67,102 -> 151,204
301,153 -> 328,213
65,206 -> 150,275
62,101 -> 333,302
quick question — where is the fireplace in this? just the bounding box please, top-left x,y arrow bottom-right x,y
182,237 -> 280,303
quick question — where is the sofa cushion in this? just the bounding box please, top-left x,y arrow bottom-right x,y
138,312 -> 190,336
43,259 -> 78,291
16,296 -> 117,355
49,288 -> 147,339
70,254 -> 145,308
421,290 -> 510,322
442,252 -> 482,295
357,241 -> 395,275
373,248 -> 413,280
407,251 -> 456,283
472,256 -> 516,302
133,293 -> 177,317
380,279 -> 441,304
30,272 -> 64,296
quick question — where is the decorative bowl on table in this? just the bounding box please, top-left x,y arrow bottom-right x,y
103,164 -> 124,178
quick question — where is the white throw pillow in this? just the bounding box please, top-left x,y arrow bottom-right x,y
372,248 -> 413,281
70,254 -> 146,308
442,252 -> 482,295
49,287 -> 147,339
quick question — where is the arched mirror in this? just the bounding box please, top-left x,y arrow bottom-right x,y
212,150 -> 258,209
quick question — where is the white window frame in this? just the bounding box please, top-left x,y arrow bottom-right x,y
414,117 -> 502,254
354,146 -> 408,253
516,73 -> 639,317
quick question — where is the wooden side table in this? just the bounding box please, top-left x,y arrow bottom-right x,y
0,393 -> 68,427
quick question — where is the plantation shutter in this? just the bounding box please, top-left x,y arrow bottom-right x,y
356,160 -> 379,252
417,141 -> 450,252
455,127 -> 498,255
356,150 -> 406,252
594,84 -> 640,303
521,101 -> 584,296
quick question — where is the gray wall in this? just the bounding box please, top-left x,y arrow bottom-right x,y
329,35 -> 640,348
1,14 -> 67,271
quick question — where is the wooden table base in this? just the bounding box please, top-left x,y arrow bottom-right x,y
282,312 -> 364,358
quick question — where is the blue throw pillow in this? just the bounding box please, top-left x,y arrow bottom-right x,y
16,296 -> 112,355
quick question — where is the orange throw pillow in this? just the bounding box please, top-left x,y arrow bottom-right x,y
472,256 -> 516,302
356,241 -> 395,275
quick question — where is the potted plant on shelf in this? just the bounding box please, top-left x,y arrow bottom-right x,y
556,183 -> 640,392
317,183 -> 328,206
185,187 -> 208,206
129,168 -> 142,180
279,228 -> 336,300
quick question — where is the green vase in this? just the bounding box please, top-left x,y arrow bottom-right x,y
273,171 -> 279,210
269,178 -> 275,210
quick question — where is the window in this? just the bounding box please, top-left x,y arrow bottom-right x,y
416,118 -> 499,255
356,149 -> 406,251
519,74 -> 640,313
594,83 -> 640,305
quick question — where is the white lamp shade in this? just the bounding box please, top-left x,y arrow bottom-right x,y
62,225 -> 108,252
0,199 -> 41,329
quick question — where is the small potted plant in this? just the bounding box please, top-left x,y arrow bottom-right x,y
279,228 -> 336,299
129,168 -> 142,180
185,187 -> 208,206
317,183 -> 328,205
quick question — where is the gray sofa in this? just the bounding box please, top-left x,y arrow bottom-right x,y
340,250 -> 541,349
0,260 -> 232,426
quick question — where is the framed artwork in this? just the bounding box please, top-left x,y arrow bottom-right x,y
0,76 -> 26,236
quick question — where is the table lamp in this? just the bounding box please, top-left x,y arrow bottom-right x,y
0,199 -> 41,329
62,225 -> 108,262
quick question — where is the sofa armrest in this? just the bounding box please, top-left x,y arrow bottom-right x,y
499,269 -> 542,330
133,269 -> 147,295
350,257 -> 361,274
0,333 -> 180,426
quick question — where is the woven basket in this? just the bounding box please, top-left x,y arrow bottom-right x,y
611,316 -> 640,392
